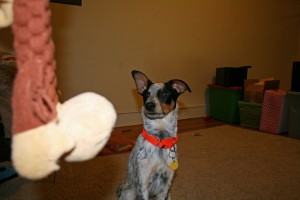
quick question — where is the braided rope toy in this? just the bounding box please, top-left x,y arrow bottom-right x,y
1,0 -> 116,180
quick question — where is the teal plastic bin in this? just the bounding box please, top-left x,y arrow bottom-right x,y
208,84 -> 243,123
238,101 -> 262,129
288,91 -> 300,139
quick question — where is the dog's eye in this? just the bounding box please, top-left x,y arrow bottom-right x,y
161,91 -> 169,97
160,90 -> 169,97
158,90 -> 170,100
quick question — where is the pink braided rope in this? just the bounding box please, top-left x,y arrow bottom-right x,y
12,0 -> 58,134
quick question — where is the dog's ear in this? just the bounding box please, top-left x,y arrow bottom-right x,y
167,79 -> 192,94
131,70 -> 153,94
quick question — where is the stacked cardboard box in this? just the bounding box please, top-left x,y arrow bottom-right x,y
244,79 -> 280,103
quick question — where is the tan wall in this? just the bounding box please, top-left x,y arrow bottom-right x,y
1,0 -> 300,126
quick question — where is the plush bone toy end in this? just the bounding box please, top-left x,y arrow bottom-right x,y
59,92 -> 117,162
12,121 -> 75,180
12,92 -> 116,180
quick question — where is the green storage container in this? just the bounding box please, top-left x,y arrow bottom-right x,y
238,101 -> 262,129
287,91 -> 300,139
208,84 -> 243,123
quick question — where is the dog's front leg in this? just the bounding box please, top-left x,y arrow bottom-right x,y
136,184 -> 149,200
135,159 -> 152,200
156,170 -> 174,200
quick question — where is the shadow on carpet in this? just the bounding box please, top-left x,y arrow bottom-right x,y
99,133 -> 135,156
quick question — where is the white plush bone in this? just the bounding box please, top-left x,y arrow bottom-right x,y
0,0 -> 13,28
59,92 -> 117,162
12,92 -> 117,180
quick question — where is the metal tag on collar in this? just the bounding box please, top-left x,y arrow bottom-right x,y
169,160 -> 179,170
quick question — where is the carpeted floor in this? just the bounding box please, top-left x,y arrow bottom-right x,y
1,125 -> 300,200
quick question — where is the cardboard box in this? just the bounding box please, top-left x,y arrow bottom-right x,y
244,79 -> 280,103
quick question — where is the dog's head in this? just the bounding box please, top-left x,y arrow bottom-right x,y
132,70 -> 191,120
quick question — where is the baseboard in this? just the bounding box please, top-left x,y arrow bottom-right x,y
115,105 -> 206,127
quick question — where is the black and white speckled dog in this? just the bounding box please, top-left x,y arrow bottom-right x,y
117,70 -> 191,200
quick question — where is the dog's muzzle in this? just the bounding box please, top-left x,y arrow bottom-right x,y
143,103 -> 165,119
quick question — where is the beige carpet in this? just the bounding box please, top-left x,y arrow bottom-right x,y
1,125 -> 300,200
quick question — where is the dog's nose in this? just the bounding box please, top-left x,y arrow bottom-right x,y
145,102 -> 155,111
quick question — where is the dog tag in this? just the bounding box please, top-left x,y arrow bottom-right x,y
169,161 -> 179,171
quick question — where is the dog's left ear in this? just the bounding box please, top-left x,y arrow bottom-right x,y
168,79 -> 192,94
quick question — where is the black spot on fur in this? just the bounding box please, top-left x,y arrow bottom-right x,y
157,88 -> 173,105
161,172 -> 168,185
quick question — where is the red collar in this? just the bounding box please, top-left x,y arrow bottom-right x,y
142,129 -> 178,149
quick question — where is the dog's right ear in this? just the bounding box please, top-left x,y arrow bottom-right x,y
131,70 -> 153,94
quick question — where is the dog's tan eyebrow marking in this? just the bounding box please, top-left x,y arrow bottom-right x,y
160,101 -> 176,114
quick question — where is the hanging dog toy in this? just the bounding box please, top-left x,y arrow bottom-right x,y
1,0 -> 116,180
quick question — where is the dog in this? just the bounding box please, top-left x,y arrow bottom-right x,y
117,70 -> 191,200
